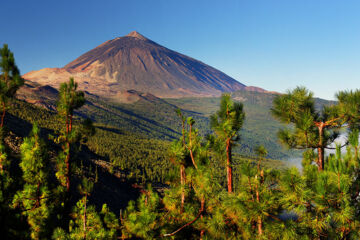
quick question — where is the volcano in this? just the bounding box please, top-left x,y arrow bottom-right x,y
23,31 -> 258,98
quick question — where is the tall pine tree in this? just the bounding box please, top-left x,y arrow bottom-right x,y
55,77 -> 85,192
210,93 -> 245,192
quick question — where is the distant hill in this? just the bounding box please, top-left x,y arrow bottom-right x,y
23,31 -> 265,99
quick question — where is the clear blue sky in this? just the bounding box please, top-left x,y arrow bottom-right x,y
1,0 -> 359,100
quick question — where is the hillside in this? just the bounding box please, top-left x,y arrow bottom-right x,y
18,81 -> 299,159
4,100 -> 141,215
4,97 -> 286,209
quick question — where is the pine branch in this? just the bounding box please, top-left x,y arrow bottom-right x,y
325,142 -> 348,149
162,198 -> 205,237
161,209 -> 203,237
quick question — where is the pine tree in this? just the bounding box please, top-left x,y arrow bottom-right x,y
0,44 -> 24,128
122,185 -> 162,239
77,178 -> 93,240
163,118 -> 221,239
53,178 -> 118,240
280,145 -> 360,239
12,124 -> 51,240
55,77 -> 85,192
210,93 -> 245,192
217,157 -> 288,239
100,204 -> 120,239
271,87 -> 346,171
172,109 -> 188,213
254,145 -> 268,235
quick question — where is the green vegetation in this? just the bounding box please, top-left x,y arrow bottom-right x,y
86,127 -> 171,183
3,46 -> 360,239
166,91 -> 301,159
0,44 -> 27,239
17,78 -> 300,184
272,86 -> 360,170
13,124 -> 51,239
5,80 -> 360,239
120,89 -> 360,239
34,86 -> 301,160
53,178 -> 119,240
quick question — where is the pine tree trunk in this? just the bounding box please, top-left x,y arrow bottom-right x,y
65,114 -> 73,192
69,114 -> 73,132
200,230 -> 205,240
180,164 -> 185,213
257,157 -> 261,173
0,157 -> 3,172
256,181 -> 262,235
226,139 -> 233,193
317,123 -> 325,171
257,216 -> 263,236
65,114 -> 70,191
66,115 -> 69,135
317,147 -> 324,171
66,142 -> 70,192
1,101 -> 5,128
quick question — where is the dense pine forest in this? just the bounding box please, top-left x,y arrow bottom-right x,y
2,44 -> 360,240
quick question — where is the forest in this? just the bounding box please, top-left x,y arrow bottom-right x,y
2,44 -> 360,240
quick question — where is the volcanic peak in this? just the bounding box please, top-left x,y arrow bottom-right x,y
126,31 -> 148,41
23,31 -> 256,98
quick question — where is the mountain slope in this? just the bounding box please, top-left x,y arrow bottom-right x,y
23,31 -> 253,98
17,81 -> 296,159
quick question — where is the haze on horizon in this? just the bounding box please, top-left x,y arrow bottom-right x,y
1,0 -> 359,100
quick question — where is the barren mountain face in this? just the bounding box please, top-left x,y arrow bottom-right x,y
23,31 -> 249,99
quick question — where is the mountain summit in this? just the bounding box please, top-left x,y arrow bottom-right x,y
126,31 -> 149,40
23,31 -> 254,98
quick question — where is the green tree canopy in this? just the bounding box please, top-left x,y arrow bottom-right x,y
13,124 -> 51,240
271,87 -> 347,170
57,77 -> 85,135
